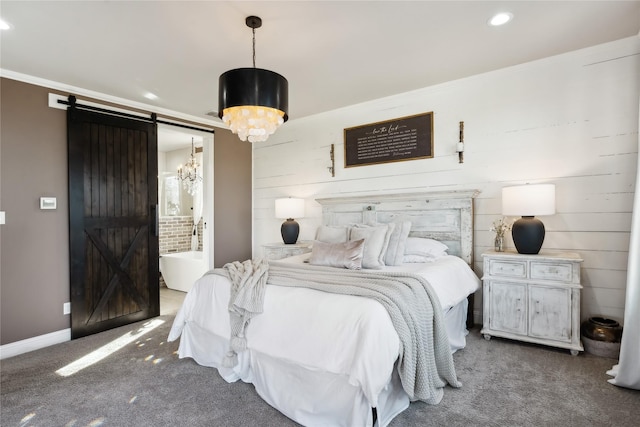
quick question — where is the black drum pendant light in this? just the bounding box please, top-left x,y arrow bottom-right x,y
218,16 -> 288,143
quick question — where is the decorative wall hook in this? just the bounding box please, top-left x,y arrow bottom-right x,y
456,121 -> 465,164
328,143 -> 335,177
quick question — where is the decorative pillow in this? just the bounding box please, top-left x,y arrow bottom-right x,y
315,225 -> 349,243
404,237 -> 449,259
308,239 -> 364,270
383,221 -> 412,266
349,223 -> 395,269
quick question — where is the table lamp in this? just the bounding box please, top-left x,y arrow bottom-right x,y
275,198 -> 305,244
502,184 -> 556,254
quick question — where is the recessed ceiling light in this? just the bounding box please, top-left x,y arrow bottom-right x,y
0,19 -> 12,30
144,92 -> 158,100
489,12 -> 513,27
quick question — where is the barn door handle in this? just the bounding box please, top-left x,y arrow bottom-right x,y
151,205 -> 159,236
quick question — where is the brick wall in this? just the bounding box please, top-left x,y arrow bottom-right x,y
159,216 -> 203,255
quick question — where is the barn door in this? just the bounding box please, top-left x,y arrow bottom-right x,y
68,107 -> 159,339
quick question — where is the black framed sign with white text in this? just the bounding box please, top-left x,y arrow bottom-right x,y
344,112 -> 433,168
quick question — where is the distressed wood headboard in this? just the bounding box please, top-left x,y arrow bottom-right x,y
315,190 -> 479,265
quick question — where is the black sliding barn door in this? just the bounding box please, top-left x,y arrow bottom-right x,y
68,108 -> 159,339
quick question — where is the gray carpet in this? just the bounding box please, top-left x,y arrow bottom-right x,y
1,316 -> 638,426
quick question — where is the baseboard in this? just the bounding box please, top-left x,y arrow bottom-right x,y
0,328 -> 71,360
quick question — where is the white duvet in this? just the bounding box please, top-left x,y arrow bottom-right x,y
168,255 -> 480,425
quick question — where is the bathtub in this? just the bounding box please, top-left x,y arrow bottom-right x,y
159,251 -> 209,293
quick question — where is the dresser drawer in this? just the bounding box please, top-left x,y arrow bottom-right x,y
488,259 -> 527,279
264,247 -> 286,260
263,242 -> 313,260
530,261 -> 573,283
285,247 -> 311,257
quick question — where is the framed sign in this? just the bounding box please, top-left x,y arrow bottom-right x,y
344,112 -> 433,168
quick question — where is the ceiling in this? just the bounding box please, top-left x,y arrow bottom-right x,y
1,1 -> 639,135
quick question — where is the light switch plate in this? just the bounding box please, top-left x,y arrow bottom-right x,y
0,211 -> 5,225
40,197 -> 57,210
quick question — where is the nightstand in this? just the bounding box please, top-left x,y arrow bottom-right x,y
481,250 -> 584,355
262,241 -> 313,261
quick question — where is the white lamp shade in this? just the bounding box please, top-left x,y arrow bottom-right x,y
275,198 -> 305,219
502,184 -> 556,216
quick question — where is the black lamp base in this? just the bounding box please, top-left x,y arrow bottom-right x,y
512,216 -> 545,254
281,219 -> 299,244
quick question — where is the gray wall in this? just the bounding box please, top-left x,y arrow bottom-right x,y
214,127 -> 252,267
0,78 -> 69,344
0,77 -> 252,345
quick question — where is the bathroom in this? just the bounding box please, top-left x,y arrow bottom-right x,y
158,126 -> 213,302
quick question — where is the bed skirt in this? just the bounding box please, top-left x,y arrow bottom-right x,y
174,298 -> 469,427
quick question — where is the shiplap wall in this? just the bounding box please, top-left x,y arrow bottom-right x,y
252,37 -> 640,324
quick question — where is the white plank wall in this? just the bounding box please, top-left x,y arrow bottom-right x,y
252,37 -> 640,324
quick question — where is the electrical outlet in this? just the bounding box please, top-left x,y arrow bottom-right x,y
63,302 -> 71,315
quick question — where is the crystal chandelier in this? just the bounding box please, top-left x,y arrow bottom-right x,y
218,16 -> 288,143
177,138 -> 202,196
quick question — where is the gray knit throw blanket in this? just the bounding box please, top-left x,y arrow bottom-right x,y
214,259 -> 460,404
217,258 -> 269,369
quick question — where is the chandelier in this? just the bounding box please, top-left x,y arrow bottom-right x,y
177,138 -> 202,196
218,16 -> 288,143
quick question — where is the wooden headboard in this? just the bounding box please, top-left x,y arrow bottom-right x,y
315,190 -> 479,265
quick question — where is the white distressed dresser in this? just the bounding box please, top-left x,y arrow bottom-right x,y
262,241 -> 313,261
481,250 -> 584,355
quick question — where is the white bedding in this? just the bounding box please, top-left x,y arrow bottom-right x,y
168,255 -> 480,427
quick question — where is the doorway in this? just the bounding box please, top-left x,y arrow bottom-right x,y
157,126 -> 214,314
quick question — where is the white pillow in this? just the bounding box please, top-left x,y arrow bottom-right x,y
404,237 -> 449,259
349,223 -> 395,269
315,225 -> 349,243
384,221 -> 412,266
308,239 -> 364,270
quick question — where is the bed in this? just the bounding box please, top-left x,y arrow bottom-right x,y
168,190 -> 480,427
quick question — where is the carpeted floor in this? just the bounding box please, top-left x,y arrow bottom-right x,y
1,315 -> 638,426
